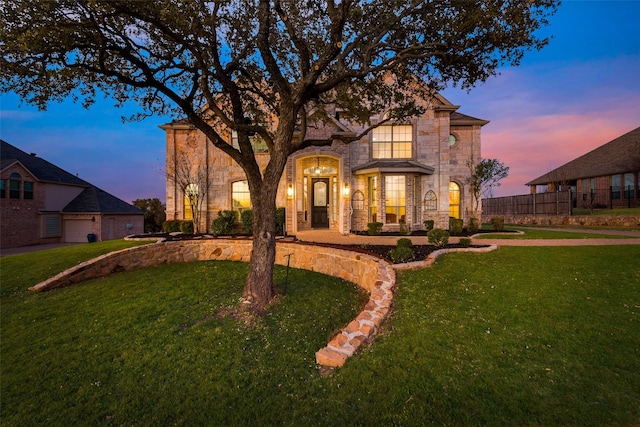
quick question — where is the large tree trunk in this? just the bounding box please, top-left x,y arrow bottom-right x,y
242,174 -> 278,311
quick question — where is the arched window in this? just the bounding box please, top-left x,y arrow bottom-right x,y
9,173 -> 21,199
232,180 -> 251,212
449,182 -> 461,219
183,183 -> 199,219
351,190 -> 365,211
423,190 -> 437,211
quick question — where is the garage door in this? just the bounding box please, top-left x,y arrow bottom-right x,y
64,220 -> 94,243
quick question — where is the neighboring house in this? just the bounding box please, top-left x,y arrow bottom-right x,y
526,127 -> 640,209
162,93 -> 488,235
0,140 -> 143,249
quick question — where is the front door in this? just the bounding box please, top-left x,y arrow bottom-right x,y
311,178 -> 329,228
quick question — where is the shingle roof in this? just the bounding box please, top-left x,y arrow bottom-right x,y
1,139 -> 91,186
1,140 -> 141,215
526,127 -> 640,186
352,160 -> 435,175
63,186 -> 142,214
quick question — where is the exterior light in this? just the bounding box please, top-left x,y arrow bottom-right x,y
343,183 -> 350,196
315,156 -> 321,175
287,184 -> 294,198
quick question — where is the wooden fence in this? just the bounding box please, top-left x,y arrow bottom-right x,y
482,191 -> 572,216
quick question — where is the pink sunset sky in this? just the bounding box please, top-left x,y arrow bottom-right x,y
1,1 -> 639,202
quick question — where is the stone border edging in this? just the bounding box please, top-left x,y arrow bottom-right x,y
28,238 -> 395,369
393,244 -> 498,271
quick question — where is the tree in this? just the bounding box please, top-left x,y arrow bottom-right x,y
133,198 -> 166,233
1,0 -> 558,310
466,158 -> 510,212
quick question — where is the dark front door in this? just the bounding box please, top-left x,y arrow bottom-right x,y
311,178 -> 330,228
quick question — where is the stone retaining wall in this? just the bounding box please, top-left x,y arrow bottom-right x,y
29,238 -> 395,369
493,214 -> 640,228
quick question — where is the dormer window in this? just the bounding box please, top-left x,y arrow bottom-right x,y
372,125 -> 412,159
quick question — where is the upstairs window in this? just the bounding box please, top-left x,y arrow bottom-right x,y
231,130 -> 269,153
0,179 -> 5,198
24,181 -> 34,200
372,125 -> 412,159
9,173 -> 21,199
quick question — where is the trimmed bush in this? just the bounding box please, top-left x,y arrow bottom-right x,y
459,237 -> 472,247
162,220 -> 181,233
179,220 -> 194,234
490,217 -> 505,231
211,210 -> 237,236
240,209 -> 254,235
428,228 -> 449,248
390,246 -> 414,263
399,219 -> 410,235
423,219 -> 435,231
449,218 -> 464,235
467,217 -> 480,234
397,238 -> 413,248
367,222 -> 383,236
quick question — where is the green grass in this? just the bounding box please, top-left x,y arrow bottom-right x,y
0,240 -> 151,298
475,227 -> 633,240
2,244 -> 639,425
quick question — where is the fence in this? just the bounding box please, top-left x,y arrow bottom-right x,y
482,191 -> 572,216
483,186 -> 639,216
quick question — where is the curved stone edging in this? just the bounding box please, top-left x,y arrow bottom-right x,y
393,244 -> 498,271
28,238 -> 395,369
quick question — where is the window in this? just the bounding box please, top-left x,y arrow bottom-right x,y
0,179 -> 5,198
449,134 -> 458,147
9,173 -> 20,199
183,183 -> 199,220
24,182 -> 34,200
372,125 -> 412,159
624,173 -> 634,199
423,190 -> 437,210
231,130 -> 269,153
412,177 -> 419,223
611,175 -> 621,200
43,215 -> 61,237
368,176 -> 378,222
352,190 -> 365,211
232,180 -> 251,211
449,182 -> 461,219
384,176 -> 405,224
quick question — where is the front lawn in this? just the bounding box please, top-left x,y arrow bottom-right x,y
475,227 -> 634,240
2,244 -> 639,425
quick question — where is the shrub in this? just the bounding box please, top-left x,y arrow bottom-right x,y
428,228 -> 449,248
397,238 -> 413,248
240,209 -> 254,235
390,246 -> 414,263
275,207 -> 286,235
162,220 -> 181,233
211,210 -> 237,236
490,217 -> 505,231
467,217 -> 480,234
367,222 -> 383,236
459,237 -> 472,247
449,218 -> 464,235
399,219 -> 410,235
423,219 -> 435,231
179,220 -> 194,234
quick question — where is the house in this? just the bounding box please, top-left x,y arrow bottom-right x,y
162,93 -> 488,235
526,127 -> 640,209
1,140 -> 143,249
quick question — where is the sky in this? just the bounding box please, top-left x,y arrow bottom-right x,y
1,0 -> 639,203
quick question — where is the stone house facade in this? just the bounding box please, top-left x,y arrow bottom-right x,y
162,93 -> 488,235
1,140 -> 143,249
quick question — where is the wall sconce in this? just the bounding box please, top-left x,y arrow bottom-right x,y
287,184 -> 294,198
343,183 -> 350,197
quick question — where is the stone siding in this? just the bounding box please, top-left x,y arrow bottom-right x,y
29,238 -> 396,369
491,214 -> 640,228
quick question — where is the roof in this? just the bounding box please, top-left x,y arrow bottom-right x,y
63,186 -> 143,214
1,140 -> 141,215
1,139 -> 91,187
352,160 -> 435,175
450,111 -> 490,126
526,127 -> 640,186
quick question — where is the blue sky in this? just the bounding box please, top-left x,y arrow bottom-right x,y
1,0 -> 639,203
